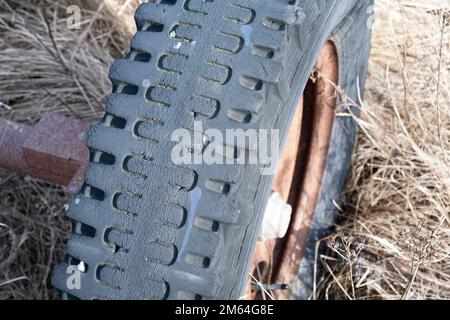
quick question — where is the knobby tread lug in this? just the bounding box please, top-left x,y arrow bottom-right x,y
66,234 -> 105,266
66,198 -> 107,230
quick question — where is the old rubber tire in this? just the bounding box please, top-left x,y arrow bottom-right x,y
52,0 -> 373,300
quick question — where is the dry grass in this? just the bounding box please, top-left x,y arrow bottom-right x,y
0,0 -> 449,300
315,0 -> 450,300
0,0 -> 143,123
0,0 -> 143,300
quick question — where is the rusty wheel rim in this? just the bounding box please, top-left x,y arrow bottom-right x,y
247,40 -> 339,300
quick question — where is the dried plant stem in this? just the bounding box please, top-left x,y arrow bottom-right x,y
435,23 -> 448,169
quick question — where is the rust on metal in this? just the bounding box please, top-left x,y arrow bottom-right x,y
272,99 -> 304,202
0,118 -> 32,173
248,40 -> 339,300
66,165 -> 88,195
0,113 -> 90,193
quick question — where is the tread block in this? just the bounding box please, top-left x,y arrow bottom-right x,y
227,108 -> 254,123
134,3 -> 173,30
112,192 -> 142,215
145,84 -> 175,107
172,270 -> 222,298
186,228 -> 219,257
83,164 -> 115,194
67,235 -> 103,266
201,61 -> 233,85
160,204 -> 187,228
85,162 -> 147,197
195,192 -> 243,224
223,3 -> 256,25
87,124 -> 135,156
235,0 -> 304,26
183,0 -> 212,15
96,264 -> 123,289
235,51 -> 283,83
205,179 -> 231,195
250,27 -> 286,51
261,1 -> 305,26
214,32 -> 244,53
66,197 -> 105,229
201,162 -> 241,186
187,95 -> 220,119
125,156 -> 197,191
109,59 -> 153,87
133,119 -> 167,142
106,94 -> 176,125
145,242 -> 178,266
222,83 -> 263,113
251,44 -> 275,58
169,22 -> 200,43
52,262 -> 91,298
104,227 -> 132,252
239,75 -> 263,91
143,279 -> 170,300
158,52 -> 188,74
151,223 -> 183,243
131,31 -> 168,54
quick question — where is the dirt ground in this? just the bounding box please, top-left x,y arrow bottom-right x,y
0,0 -> 449,300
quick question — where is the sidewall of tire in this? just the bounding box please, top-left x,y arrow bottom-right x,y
290,0 -> 374,299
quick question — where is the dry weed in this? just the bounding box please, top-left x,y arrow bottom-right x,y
317,0 -> 450,300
